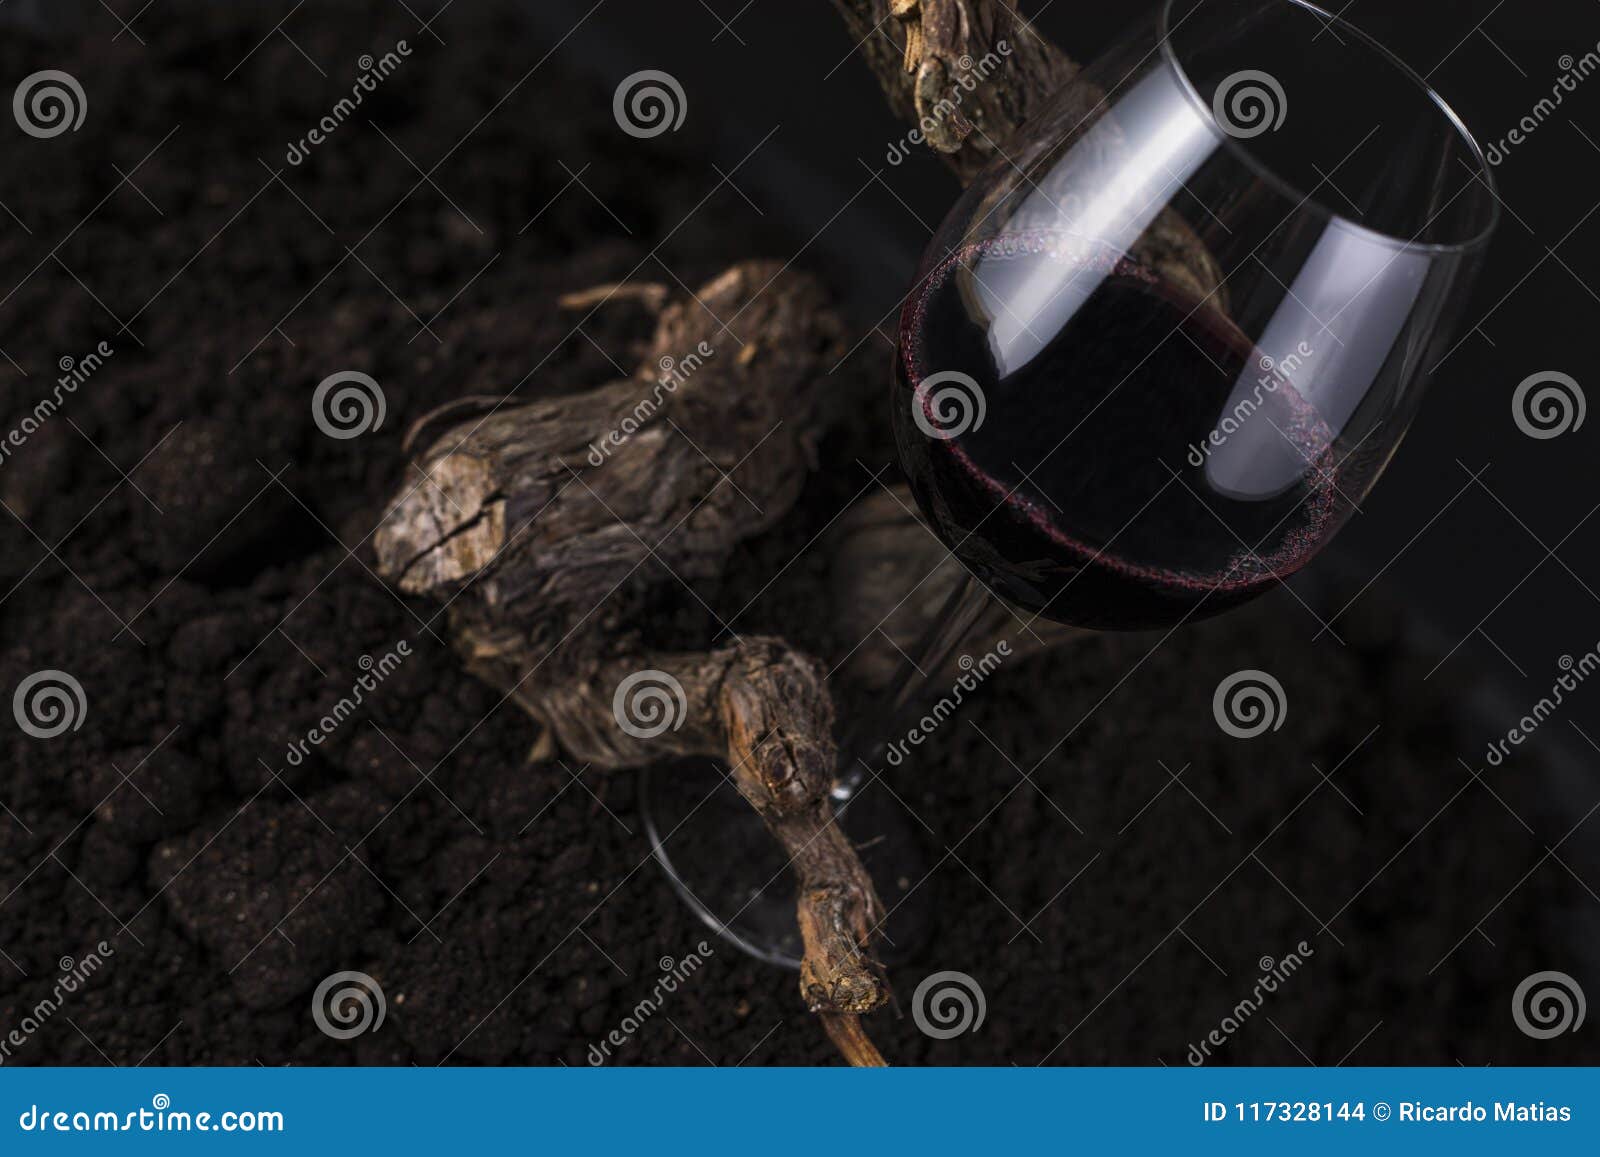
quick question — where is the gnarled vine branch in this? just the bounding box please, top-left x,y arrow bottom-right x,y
375,0 -> 1220,1065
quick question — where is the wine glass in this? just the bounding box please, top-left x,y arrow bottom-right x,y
643,0 -> 1498,968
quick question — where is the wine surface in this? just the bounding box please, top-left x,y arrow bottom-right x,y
894,230 -> 1348,630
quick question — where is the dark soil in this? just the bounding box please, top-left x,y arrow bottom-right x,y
0,1 -> 1594,1067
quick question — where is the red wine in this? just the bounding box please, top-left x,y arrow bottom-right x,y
894,230 -> 1354,630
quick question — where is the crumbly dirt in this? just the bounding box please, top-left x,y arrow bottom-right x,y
0,1 -> 1593,1067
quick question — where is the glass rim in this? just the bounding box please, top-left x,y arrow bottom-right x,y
1156,0 -> 1502,256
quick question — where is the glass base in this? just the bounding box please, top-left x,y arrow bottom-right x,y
640,758 -> 935,968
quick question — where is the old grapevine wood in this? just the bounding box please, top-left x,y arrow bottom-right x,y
374,0 -> 1219,1065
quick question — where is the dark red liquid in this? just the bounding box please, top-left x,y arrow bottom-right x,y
894,231 -> 1350,630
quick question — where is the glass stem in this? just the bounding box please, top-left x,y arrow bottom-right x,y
834,572 -> 988,800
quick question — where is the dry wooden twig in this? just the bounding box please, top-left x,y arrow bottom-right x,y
375,0 -> 1221,1064
373,263 -> 896,1048
831,0 -> 1084,182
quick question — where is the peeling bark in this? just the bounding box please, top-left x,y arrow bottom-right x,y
374,0 -> 1223,1065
